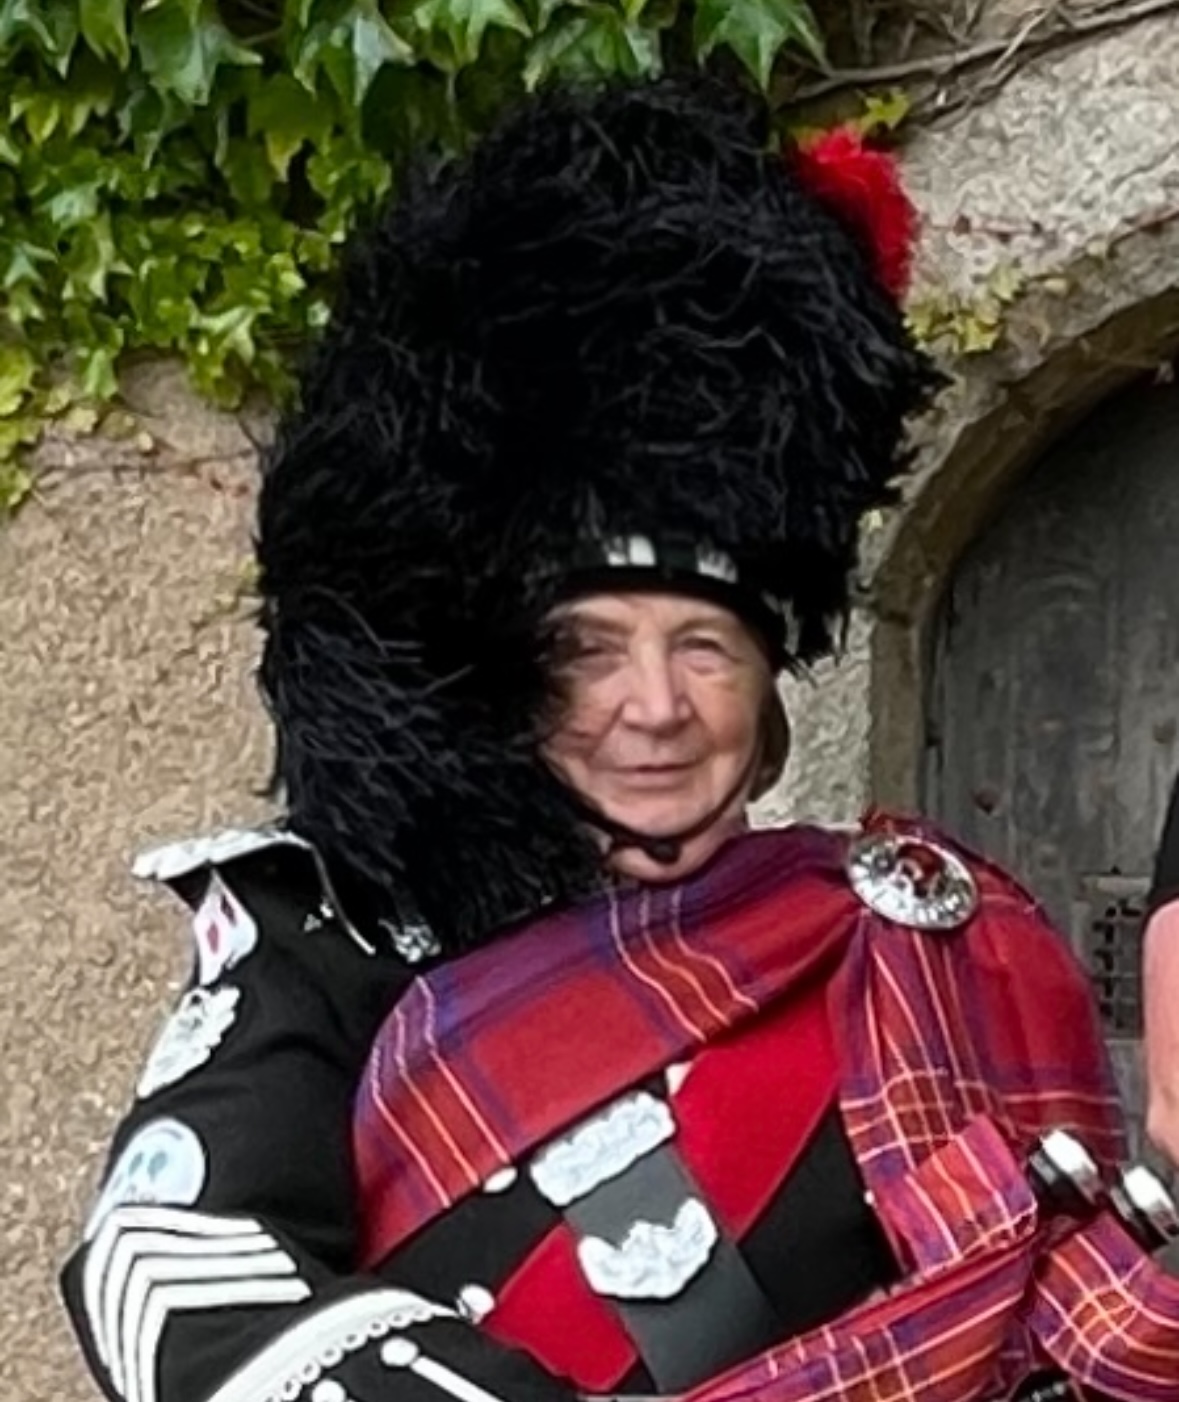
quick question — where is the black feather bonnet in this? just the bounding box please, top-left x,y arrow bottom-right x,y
255,74 -> 942,953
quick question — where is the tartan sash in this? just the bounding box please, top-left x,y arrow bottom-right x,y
350,815 -> 1171,1401
354,814 -> 1127,1271
354,824 -> 858,1264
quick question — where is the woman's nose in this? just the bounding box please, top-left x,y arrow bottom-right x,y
621,653 -> 690,731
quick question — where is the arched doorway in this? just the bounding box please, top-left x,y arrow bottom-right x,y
925,377 -> 1179,1155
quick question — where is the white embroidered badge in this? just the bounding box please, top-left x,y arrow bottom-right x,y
577,1198 -> 719,1300
530,1092 -> 675,1208
192,874 -> 259,985
84,1119 -> 207,1240
137,987 -> 242,1100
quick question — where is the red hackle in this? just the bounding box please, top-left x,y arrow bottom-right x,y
793,127 -> 918,300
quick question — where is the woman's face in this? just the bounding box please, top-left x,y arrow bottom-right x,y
543,592 -> 771,882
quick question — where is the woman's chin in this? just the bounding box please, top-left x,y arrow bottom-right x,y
606,818 -> 745,884
597,776 -> 721,828
600,796 -> 702,840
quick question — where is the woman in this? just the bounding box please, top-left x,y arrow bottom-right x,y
62,77 -> 1179,1402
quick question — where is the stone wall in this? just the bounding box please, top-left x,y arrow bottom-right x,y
8,8 -> 1179,1397
770,9 -> 1179,824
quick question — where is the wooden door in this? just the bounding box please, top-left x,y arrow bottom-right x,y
925,378 -> 1179,1162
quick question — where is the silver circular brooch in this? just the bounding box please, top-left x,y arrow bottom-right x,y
846,831 -> 979,931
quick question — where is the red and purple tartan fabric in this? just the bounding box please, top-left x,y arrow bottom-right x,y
353,817 -> 1179,1401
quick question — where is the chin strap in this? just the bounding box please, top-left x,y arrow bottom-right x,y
571,748 -> 763,868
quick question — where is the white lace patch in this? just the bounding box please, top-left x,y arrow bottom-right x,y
577,1198 -> 719,1301
137,987 -> 241,1100
529,1092 -> 674,1208
83,1205 -> 309,1402
206,1288 -> 456,1402
84,1120 -> 207,1242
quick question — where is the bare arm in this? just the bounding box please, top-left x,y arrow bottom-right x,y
1145,775 -> 1179,1166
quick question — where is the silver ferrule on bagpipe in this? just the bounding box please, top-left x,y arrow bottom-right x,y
1012,1130 -> 1178,1401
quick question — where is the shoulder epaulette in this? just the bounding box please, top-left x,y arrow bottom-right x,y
131,827 -> 312,884
131,825 -> 383,954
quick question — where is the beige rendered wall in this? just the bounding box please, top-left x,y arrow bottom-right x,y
1,374 -> 272,1400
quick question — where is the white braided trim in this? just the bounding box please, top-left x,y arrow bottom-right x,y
205,1288 -> 456,1402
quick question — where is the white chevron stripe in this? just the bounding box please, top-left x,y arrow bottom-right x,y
82,1205 -> 309,1402
116,1247 -> 299,1395
131,1276 -> 311,1402
102,1230 -> 280,1374
86,1207 -> 271,1368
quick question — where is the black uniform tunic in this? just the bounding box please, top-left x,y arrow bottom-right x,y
61,835 -> 894,1402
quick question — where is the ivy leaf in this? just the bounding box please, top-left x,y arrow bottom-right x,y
6,283 -> 45,324
411,0 -> 530,69
3,241 -> 54,290
0,343 -> 37,417
13,90 -> 63,145
298,2 -> 413,108
80,345 -> 120,400
80,0 -> 131,67
219,136 -> 277,205
524,5 -> 659,89
35,0 -> 80,73
59,54 -> 120,135
0,456 -> 34,517
248,73 -> 333,179
64,214 -> 129,300
1,244 -> 52,326
135,0 -> 261,107
306,128 -> 391,238
858,89 -> 910,134
126,256 -> 202,343
694,0 -> 824,89
44,177 -> 103,229
119,80 -> 189,163
285,0 -> 315,33
339,5 -> 413,108
197,305 -> 259,366
0,0 -> 58,57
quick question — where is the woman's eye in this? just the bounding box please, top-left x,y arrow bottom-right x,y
562,638 -> 619,666
681,634 -> 728,655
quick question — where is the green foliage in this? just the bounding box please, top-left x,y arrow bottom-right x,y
0,0 -> 828,508
906,263 -> 1028,359
694,0 -> 822,90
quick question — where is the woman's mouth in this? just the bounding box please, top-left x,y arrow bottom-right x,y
614,763 -> 695,788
